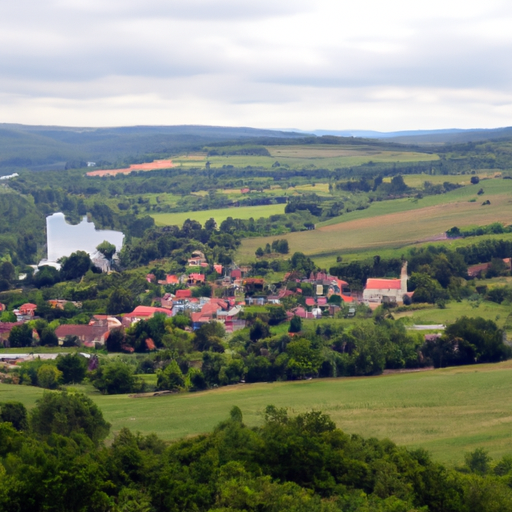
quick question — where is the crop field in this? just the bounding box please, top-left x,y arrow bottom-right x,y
151,203 -> 286,227
169,145 -> 439,171
86,159 -> 174,176
4,362 -> 512,465
238,178 -> 512,264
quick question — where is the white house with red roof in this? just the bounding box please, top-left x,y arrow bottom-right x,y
363,262 -> 408,305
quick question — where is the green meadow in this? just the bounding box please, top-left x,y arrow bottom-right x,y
238,177 -> 512,265
151,204 -> 286,227
3,361 -> 512,465
171,145 -> 439,171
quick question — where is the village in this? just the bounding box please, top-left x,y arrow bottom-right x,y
0,249 -> 418,356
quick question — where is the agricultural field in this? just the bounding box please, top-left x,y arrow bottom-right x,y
170,145 -> 439,171
238,177 -> 512,265
4,362 -> 512,465
151,203 -> 286,227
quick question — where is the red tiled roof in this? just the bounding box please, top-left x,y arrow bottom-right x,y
214,264 -> 223,274
125,306 -> 172,318
317,297 -> 328,306
166,274 -> 179,284
341,295 -> 354,303
175,289 -> 192,299
365,278 -> 402,290
305,298 -> 316,306
189,273 -> 205,282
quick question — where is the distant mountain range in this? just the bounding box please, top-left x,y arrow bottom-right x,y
303,127 -> 512,144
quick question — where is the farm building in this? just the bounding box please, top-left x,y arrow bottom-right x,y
363,262 -> 408,305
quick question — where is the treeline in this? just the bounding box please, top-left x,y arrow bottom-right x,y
447,222 -> 512,239
2,394 -> 512,511
16,311 -> 506,395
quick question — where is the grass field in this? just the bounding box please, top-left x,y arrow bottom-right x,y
151,204 -> 286,227
170,145 -> 439,171
238,178 -> 512,265
4,362 -> 512,465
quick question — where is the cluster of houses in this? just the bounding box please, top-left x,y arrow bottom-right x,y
0,260 -> 418,350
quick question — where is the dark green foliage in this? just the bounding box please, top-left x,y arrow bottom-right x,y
8,323 -> 33,347
60,250 -> 94,281
423,317 -> 511,367
0,402 -> 28,431
91,361 -> 144,395
56,353 -> 88,384
288,315 -> 302,333
29,391 -> 110,444
96,240 -> 116,260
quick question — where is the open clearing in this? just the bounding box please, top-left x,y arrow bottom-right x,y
4,361 -> 512,465
86,159 -> 174,176
151,204 -> 286,227
238,178 -> 512,263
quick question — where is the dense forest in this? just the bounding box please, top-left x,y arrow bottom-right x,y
2,393 -> 512,511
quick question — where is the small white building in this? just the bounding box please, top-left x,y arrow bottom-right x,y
363,262 -> 408,305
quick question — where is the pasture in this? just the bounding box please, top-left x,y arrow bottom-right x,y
238,178 -> 512,265
4,362 -> 512,464
170,145 -> 439,171
151,204 -> 286,227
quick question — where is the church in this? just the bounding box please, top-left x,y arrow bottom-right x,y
363,262 -> 409,305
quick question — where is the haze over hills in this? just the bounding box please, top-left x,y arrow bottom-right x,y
304,126 -> 512,144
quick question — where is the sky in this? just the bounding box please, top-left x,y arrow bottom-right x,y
1,0 -> 512,131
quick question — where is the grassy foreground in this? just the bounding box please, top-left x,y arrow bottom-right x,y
2,361 -> 512,465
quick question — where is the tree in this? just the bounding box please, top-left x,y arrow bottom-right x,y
106,327 -> 126,352
8,323 -> 33,348
0,261 -> 15,283
96,240 -> 116,260
250,318 -> 270,342
288,315 -> 302,333
157,360 -> 186,391
471,176 -> 480,184
0,401 -> 28,431
37,364 -> 62,389
40,326 -> 58,346
29,391 -> 110,444
56,354 -> 88,384
255,247 -> 264,257
108,288 -> 133,315
60,250 -> 93,281
92,361 -> 143,395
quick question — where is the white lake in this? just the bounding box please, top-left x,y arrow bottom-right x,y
45,212 -> 124,262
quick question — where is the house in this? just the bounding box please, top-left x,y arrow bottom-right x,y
214,264 -> 223,275
55,324 -> 109,347
0,322 -> 24,346
188,250 -> 207,267
363,262 -> 408,305
123,306 -> 173,324
14,303 -> 37,321
89,315 -> 122,331
187,273 -> 205,286
48,299 -> 82,310
175,289 -> 192,299
154,293 -> 173,309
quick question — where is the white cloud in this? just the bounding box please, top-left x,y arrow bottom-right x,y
1,0 -> 511,130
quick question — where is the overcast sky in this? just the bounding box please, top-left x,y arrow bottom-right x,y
1,0 -> 512,131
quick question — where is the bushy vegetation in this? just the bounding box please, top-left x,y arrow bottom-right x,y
2,395 -> 512,511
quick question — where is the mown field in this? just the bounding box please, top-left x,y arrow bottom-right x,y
171,145 -> 439,170
238,177 -> 512,266
151,204 -> 286,227
3,362 -> 512,465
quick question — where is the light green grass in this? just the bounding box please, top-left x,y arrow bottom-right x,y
5,362 -> 512,465
394,300 -> 511,330
170,146 -> 439,171
151,204 -> 286,227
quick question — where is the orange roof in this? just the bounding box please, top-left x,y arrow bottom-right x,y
189,273 -> 205,281
166,275 -> 179,284
125,306 -> 172,318
365,279 -> 402,290
175,289 -> 192,299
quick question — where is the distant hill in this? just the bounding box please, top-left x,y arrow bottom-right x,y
0,124 -> 308,173
302,127 -> 512,145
